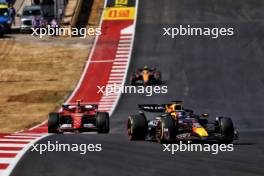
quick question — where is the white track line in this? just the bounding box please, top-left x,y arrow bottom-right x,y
115,56 -> 128,58
12,133 -> 42,137
119,39 -> 132,43
118,44 -> 131,47
101,97 -> 117,99
115,59 -> 128,61
114,62 -> 128,64
100,99 -> 116,102
0,144 -> 27,147
108,81 -> 123,84
109,78 -> 124,81
111,70 -> 125,73
0,158 -> 15,163
88,60 -> 115,63
3,136 -> 37,139
99,101 -> 114,104
106,84 -> 123,87
119,40 -> 131,42
99,108 -> 112,110
0,151 -> 19,154
116,54 -> 129,57
99,104 -> 113,108
110,73 -> 125,76
112,66 -> 127,69
102,94 -> 118,97
117,47 -> 130,50
0,139 -> 32,142
116,51 -> 130,54
120,35 -> 132,39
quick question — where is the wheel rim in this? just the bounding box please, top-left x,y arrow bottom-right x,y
127,118 -> 133,140
156,121 -> 163,142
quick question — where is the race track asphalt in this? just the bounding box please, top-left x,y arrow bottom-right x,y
11,0 -> 264,175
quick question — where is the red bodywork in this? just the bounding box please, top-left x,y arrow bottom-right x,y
59,103 -> 98,129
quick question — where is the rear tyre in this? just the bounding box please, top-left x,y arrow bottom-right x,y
157,117 -> 175,143
154,71 -> 162,85
127,114 -> 147,140
130,74 -> 136,85
97,112 -> 110,134
48,112 -> 60,133
215,117 -> 234,144
0,30 -> 3,37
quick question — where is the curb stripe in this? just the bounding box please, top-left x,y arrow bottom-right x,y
0,153 -> 17,158
0,163 -> 9,169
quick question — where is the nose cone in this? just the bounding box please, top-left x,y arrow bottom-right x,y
143,71 -> 149,82
72,115 -> 82,129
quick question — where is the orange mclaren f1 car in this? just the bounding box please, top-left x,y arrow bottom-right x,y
130,66 -> 162,85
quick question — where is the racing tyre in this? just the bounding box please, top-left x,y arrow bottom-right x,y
0,25 -> 3,37
157,117 -> 175,143
215,117 -> 234,144
154,71 -> 162,85
48,112 -> 60,133
127,114 -> 147,140
130,74 -> 136,85
97,112 -> 110,134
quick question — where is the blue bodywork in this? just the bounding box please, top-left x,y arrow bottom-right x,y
0,3 -> 11,36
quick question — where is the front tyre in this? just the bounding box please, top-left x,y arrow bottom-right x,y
127,114 -> 147,140
48,112 -> 60,133
97,112 -> 110,134
130,74 -> 136,85
154,71 -> 162,85
157,117 -> 175,143
215,117 -> 234,144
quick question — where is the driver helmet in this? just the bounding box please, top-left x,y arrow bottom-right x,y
176,111 -> 186,118
143,65 -> 149,70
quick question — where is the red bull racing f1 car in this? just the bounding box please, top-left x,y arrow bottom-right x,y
48,100 -> 110,134
127,101 -> 238,143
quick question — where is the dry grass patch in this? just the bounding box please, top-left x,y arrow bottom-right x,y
0,0 -> 105,133
0,39 -> 92,133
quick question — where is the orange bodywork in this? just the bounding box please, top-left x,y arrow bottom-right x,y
142,70 -> 149,82
192,127 -> 208,137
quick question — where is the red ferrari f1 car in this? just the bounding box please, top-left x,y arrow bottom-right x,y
130,66 -> 162,85
48,100 -> 110,134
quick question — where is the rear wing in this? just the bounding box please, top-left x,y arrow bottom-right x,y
138,104 -> 166,112
62,104 -> 98,110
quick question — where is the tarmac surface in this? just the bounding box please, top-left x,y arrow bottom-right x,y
11,0 -> 264,175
